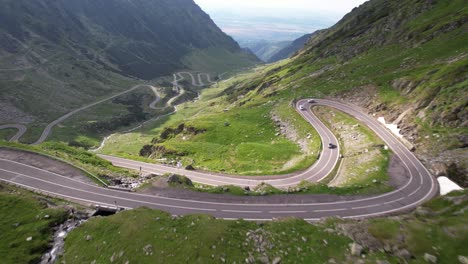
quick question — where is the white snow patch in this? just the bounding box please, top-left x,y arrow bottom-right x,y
378,117 -> 403,138
437,176 -> 463,195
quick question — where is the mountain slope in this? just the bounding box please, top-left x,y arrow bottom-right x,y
252,0 -> 468,185
0,0 -> 258,142
240,40 -> 292,62
104,0 -> 467,185
0,0 -> 256,79
267,33 -> 315,63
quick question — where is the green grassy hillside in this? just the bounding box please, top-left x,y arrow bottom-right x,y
104,0 -> 467,183
0,184 -> 68,264
100,66 -> 322,175
61,190 -> 468,264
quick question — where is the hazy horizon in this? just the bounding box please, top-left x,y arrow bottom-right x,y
194,0 -> 368,42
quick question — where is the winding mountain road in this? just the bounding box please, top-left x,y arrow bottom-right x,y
0,72 -> 212,144
0,124 -> 27,142
0,99 -> 438,221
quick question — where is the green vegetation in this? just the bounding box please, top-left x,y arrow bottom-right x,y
0,0 -> 258,145
0,128 -> 16,141
62,190 -> 468,264
101,68 -> 320,176
0,184 -> 68,264
366,190 -> 468,263
63,208 -> 353,264
103,0 -> 467,182
48,85 -> 175,149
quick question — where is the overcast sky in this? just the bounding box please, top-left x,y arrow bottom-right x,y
194,0 -> 368,19
193,0 -> 368,42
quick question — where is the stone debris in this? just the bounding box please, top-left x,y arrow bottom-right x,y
350,242 -> 364,256
423,253 -> 437,263
459,256 -> 468,264
143,244 -> 153,256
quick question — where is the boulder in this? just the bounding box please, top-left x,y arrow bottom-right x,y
350,242 -> 364,256
376,261 -> 390,264
415,206 -> 433,217
458,256 -> 468,264
424,253 -> 437,263
395,249 -> 412,261
272,257 -> 282,264
142,244 -> 153,256
431,162 -> 448,176
167,174 -> 193,186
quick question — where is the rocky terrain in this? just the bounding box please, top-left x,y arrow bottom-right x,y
0,0 -> 259,138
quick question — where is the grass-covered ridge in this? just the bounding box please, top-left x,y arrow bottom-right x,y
101,66 -> 321,176
62,190 -> 468,264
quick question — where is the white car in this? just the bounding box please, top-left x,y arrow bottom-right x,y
299,105 -> 306,110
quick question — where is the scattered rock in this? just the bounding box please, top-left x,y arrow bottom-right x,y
383,244 -> 392,253
395,249 -> 412,260
350,243 -> 364,256
257,255 -> 269,264
85,235 -> 93,241
26,237 -> 32,242
185,165 -> 195,171
12,222 -> 20,228
431,162 -> 448,176
143,244 -> 153,256
424,253 -> 437,263
272,257 -> 281,264
415,206 -> 433,217
376,260 -> 390,264
458,256 -> 468,264
44,215 -> 50,219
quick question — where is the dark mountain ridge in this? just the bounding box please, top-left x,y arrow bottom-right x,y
0,0 -> 254,79
0,0 -> 259,140
267,33 -> 316,63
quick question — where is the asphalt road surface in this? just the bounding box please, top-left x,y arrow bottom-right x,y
0,99 -> 438,221
0,124 -> 27,142
0,72 -> 213,144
